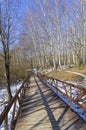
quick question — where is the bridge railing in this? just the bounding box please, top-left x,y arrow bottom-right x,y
38,74 -> 86,112
0,73 -> 31,130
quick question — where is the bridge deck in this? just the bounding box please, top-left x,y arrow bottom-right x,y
15,75 -> 86,130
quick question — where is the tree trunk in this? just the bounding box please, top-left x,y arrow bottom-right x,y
5,55 -> 12,101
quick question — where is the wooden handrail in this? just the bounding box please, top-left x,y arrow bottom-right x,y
38,74 -> 86,112
0,84 -> 23,125
0,72 -> 31,129
39,74 -> 86,92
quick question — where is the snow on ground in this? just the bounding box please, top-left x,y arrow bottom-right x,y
66,70 -> 86,87
0,81 -> 23,130
41,78 -> 86,122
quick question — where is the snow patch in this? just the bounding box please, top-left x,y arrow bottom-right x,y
0,81 -> 22,130
41,78 -> 86,122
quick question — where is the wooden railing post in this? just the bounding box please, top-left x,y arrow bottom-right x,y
39,74 -> 86,113
4,106 -> 8,130
0,73 -> 31,130
11,100 -> 16,130
70,85 -> 72,109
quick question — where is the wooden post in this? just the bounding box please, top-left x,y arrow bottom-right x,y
62,82 -> 68,97
56,80 -> 58,95
70,85 -> 72,109
4,107 -> 8,130
11,101 -> 16,130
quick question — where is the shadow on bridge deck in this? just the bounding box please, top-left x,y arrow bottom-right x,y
15,75 -> 86,130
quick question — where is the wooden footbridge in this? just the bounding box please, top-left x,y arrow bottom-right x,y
0,72 -> 86,130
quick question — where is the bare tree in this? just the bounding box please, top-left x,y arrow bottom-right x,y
0,1 -> 12,100
20,0 -> 86,71
0,0 -> 20,101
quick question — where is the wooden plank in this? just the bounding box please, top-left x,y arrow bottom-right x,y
15,76 -> 86,130
74,92 -> 86,103
41,75 -> 86,111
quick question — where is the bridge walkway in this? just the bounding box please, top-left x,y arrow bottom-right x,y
15,75 -> 86,130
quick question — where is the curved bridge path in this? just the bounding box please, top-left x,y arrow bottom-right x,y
15,75 -> 86,130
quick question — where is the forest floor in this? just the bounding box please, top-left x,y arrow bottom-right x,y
45,67 -> 86,86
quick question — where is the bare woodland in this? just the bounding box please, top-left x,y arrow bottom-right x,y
21,0 -> 86,69
0,0 -> 86,100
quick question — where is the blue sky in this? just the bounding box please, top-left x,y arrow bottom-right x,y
18,0 -> 80,17
0,0 -> 82,49
18,0 -> 35,17
3,0 -> 80,47
16,0 -> 80,32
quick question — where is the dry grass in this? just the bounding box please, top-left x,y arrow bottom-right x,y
69,67 -> 86,75
46,69 -> 84,81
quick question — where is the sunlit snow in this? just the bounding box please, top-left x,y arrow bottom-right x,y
41,78 -> 86,122
0,81 -> 22,130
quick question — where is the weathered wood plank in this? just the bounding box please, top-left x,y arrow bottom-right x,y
15,75 -> 86,130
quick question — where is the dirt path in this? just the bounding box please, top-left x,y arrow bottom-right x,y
66,70 -> 86,86
66,70 -> 86,79
15,75 -> 86,130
